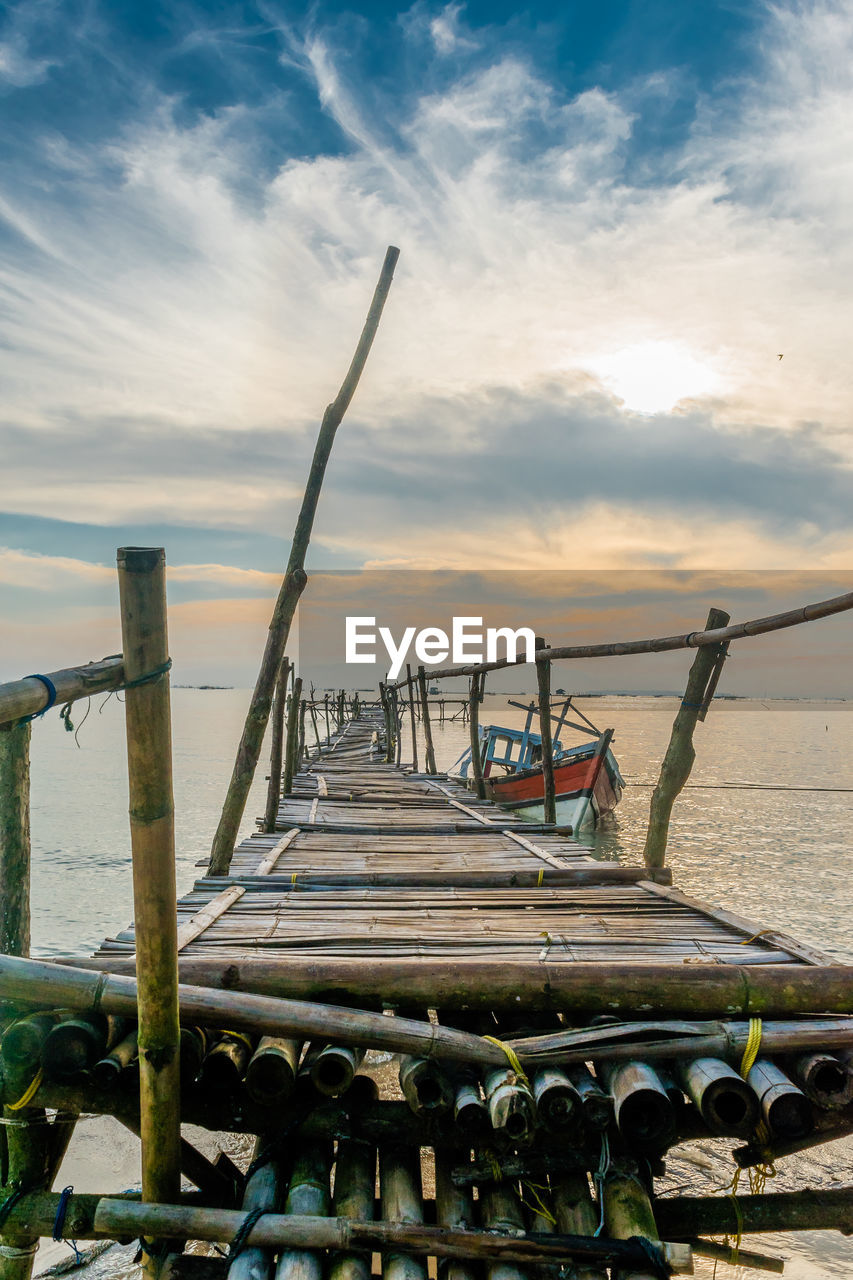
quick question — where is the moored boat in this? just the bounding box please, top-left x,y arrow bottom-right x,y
449,697 -> 624,831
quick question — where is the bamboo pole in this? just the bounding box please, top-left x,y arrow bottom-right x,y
416,667 -> 436,775
229,1136 -> 285,1280
209,247 -> 399,874
55,955 -> 853,1017
283,677 -> 303,798
0,657 -> 125,728
642,607 -> 730,868
379,1145 -> 425,1280
264,658 -> 290,834
297,699 -> 307,770
393,688 -> 402,767
406,668 -> 418,772
535,651 -> 556,824
386,588 -> 853,687
603,1173 -> 663,1280
116,547 -> 181,1229
0,721 -> 31,957
0,1193 -> 693,1270
329,1140 -> 375,1280
467,674 -> 485,801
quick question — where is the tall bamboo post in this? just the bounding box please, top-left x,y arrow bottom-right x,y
467,672 -> 486,800
116,548 -> 181,1254
0,721 -> 31,957
308,690 -> 321,757
209,246 -> 399,875
417,666 -> 437,775
297,698 -> 307,768
324,695 -> 331,745
393,688 -> 403,767
643,607 -> 730,869
535,645 -> 556,824
406,666 -> 419,772
283,677 -> 303,797
264,658 -> 290,834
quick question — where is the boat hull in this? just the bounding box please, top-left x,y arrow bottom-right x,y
484,744 -> 623,831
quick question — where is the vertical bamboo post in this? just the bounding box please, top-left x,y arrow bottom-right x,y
0,721 -> 31,957
393,688 -> 403,767
417,666 -> 437,775
603,1172 -> 662,1280
324,695 -> 331,745
283,676 -> 303,797
643,607 -> 730,869
297,699 -> 307,768
263,658 -> 290,834
535,644 -> 556,825
308,692 -> 321,757
406,666 -> 419,772
468,672 -> 486,800
116,548 -> 181,1237
209,247 -> 399,876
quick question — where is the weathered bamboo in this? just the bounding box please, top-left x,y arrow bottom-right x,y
0,657 -> 125,727
467,673 -> 485,801
246,1037 -> 302,1107
229,1135 -> 285,1280
116,546 -> 181,1221
478,1182 -> 526,1280
0,1193 -> 694,1270
264,658 -> 290,834
324,696 -> 331,745
275,1143 -> 332,1280
532,1067 -> 581,1131
329,1139 -> 375,1280
793,1052 -> 853,1108
398,1056 -> 455,1115
551,1173 -> 606,1280
567,1065 -> 612,1131
603,1172 -> 662,1280
535,652 -> 556,824
452,1069 -> 489,1139
687,1238 -> 784,1273
434,1152 -> 475,1280
93,1027 -> 139,1089
209,246 -> 399,874
283,677 -> 304,797
483,1064 -> 536,1144
198,1032 -> 253,1092
0,1013 -> 58,1070
392,688 -> 402,768
642,607 -> 730,868
599,1061 -> 676,1150
677,1057 -> 759,1137
388,588 -> 853,686
405,668 -> 418,772
379,1144 -> 425,1280
42,1012 -> 115,1082
656,1185 -> 853,1236
180,1026 -> 208,1085
50,955 -> 853,1017
309,1045 -> 364,1097
747,1059 -> 813,1138
416,667 -> 437,775
0,721 -> 30,958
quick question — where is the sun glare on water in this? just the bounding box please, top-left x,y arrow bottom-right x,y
589,341 -> 721,413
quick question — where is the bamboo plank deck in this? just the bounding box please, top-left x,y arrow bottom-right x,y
94,706 -> 815,971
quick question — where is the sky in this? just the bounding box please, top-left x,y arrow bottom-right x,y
2,0 -> 853,685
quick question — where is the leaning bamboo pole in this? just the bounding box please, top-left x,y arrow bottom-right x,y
535,651 -> 556,824
467,673 -> 485,800
283,677 -> 304,798
406,666 -> 418,772
643,607 -> 729,868
416,667 -> 437,775
116,548 -> 181,1228
209,246 -> 400,875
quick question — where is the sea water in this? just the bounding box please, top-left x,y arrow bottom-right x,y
23,690 -> 853,1278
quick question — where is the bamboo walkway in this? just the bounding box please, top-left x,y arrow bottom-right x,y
95,707 -> 823,972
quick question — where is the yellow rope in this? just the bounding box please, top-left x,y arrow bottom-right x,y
7,1069 -> 43,1111
518,1179 -> 556,1225
291,872 -> 298,887
216,1031 -> 254,1053
537,868 -> 544,887
723,1191 -> 744,1266
739,1017 -> 763,1079
482,1036 -> 531,1090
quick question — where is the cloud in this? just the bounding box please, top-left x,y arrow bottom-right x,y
1,0 -> 853,590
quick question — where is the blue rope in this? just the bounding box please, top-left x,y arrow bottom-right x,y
52,1184 -> 83,1264
17,674 -> 57,726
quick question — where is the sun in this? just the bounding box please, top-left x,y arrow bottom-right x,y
588,340 -> 721,414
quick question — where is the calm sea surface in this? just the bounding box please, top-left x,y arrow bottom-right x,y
25,689 -> 853,1279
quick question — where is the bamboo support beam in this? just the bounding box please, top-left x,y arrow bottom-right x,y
264,658 -> 290,834
283,678 -> 304,798
209,246 -> 399,875
535,650 -> 556,824
467,674 -> 485,801
0,722 -> 31,957
406,668 -> 418,772
416,667 -> 436,775
642,607 -> 730,869
0,657 -> 125,728
116,547 -> 181,1228
51,955 -> 853,1017
0,1193 -> 694,1271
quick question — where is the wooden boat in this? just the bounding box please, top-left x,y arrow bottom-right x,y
449,697 -> 624,831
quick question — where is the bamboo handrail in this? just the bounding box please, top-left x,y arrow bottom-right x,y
0,656 -> 125,727
389,587 -> 853,688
